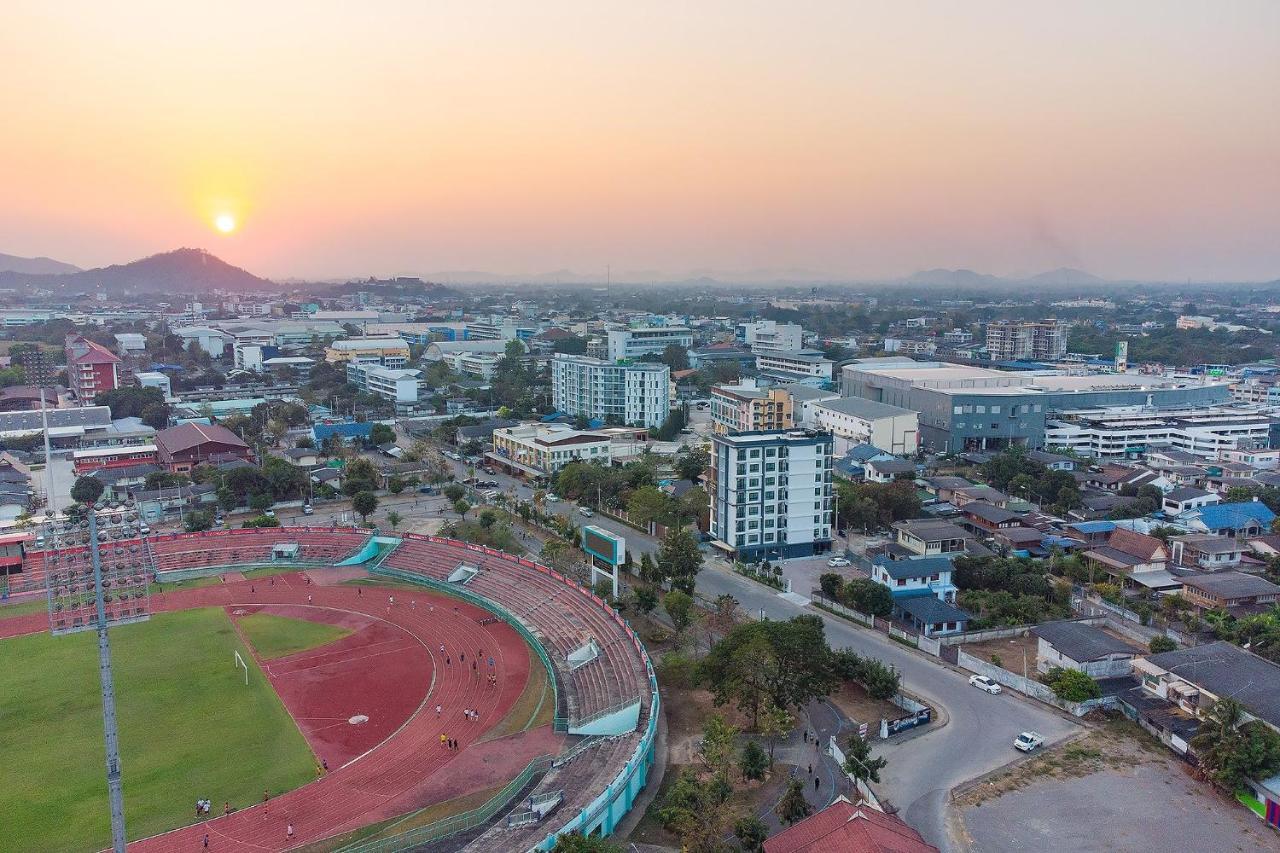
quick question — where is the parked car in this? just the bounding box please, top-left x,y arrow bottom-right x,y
263,509 -> 276,519
302,504 -> 313,515
417,485 -> 439,495
481,466 -> 496,476
969,675 -> 1002,695
546,493 -> 561,502
578,506 -> 595,518
1013,732 -> 1044,752
827,556 -> 852,568
138,524 -> 151,535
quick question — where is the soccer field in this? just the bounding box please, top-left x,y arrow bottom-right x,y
0,607 -> 317,852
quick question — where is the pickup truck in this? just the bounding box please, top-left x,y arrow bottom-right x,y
1013,731 -> 1044,752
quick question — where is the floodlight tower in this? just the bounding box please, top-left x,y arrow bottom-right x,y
43,400 -> 152,853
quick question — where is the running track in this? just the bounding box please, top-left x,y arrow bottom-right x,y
0,571 -> 565,851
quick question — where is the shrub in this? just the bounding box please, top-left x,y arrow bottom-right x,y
1148,635 -> 1177,654
1044,667 -> 1102,702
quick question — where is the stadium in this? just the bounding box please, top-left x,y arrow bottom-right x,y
0,526 -> 658,852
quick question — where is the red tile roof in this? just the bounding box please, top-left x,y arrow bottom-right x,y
155,422 -> 249,456
763,798 -> 938,853
66,336 -> 121,365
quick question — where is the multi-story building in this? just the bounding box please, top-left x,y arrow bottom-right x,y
755,350 -> 834,384
465,316 -> 534,341
114,333 -> 147,356
736,320 -> 805,355
12,348 -> 57,387
811,396 -> 919,455
135,371 -> 172,398
345,362 -> 422,411
1045,406 -> 1277,460
64,335 -> 121,403
490,424 -> 612,478
606,326 -> 693,361
985,319 -> 1067,361
943,328 -> 974,346
708,429 -> 834,560
424,339 -> 516,363
551,355 -> 671,429
173,326 -> 229,357
324,337 -> 411,368
710,380 -> 793,434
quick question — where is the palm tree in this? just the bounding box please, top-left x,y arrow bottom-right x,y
1190,697 -> 1244,789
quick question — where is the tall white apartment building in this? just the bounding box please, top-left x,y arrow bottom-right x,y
708,429 -> 835,561
985,319 -> 1067,362
737,320 -> 805,354
606,326 -> 693,361
551,355 -> 671,428
345,362 -> 422,411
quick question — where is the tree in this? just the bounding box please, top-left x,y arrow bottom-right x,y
387,475 -> 406,495
249,492 -> 274,513
342,458 -> 380,496
758,701 -> 794,763
734,815 -> 769,853
655,769 -> 735,852
698,714 -> 739,779
443,483 -> 465,503
627,486 -> 674,528
664,589 -> 695,633
819,572 -> 844,600
95,386 -> 167,421
775,779 -> 812,826
739,740 -> 768,781
70,476 -> 104,506
843,732 -> 887,784
702,617 -> 837,724
633,586 -> 658,615
144,471 -> 188,491
1044,667 -> 1102,702
453,498 -> 471,519
353,490 -> 379,522
369,422 -> 396,446
550,835 -> 623,853
184,510 -> 213,532
386,510 -> 403,531
1148,635 -> 1177,654
660,343 -> 690,371
658,526 -> 703,593
140,402 -> 170,430
675,446 -> 710,481
840,578 -> 893,617
1191,697 -> 1280,791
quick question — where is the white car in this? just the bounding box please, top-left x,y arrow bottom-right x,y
827,556 -> 852,568
302,504 -> 314,515
1013,731 -> 1044,752
545,493 -> 561,503
969,674 -> 1002,695
578,506 -> 595,518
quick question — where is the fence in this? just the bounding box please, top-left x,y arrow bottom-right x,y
827,735 -> 881,809
954,649 -> 1119,717
938,615 -> 1107,647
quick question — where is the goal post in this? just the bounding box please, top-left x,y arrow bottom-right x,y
233,650 -> 249,686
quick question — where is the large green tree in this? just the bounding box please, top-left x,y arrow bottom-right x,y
1190,697 -> 1280,791
658,526 -> 703,593
702,616 -> 837,723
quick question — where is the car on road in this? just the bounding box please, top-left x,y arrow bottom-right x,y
578,506 -> 594,517
302,504 -> 313,515
263,509 -> 276,519
827,556 -> 852,567
969,674 -> 1002,695
546,493 -> 560,502
1013,731 -> 1044,752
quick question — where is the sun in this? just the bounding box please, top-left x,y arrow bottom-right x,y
214,213 -> 237,234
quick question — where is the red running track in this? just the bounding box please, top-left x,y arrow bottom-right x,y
0,571 -> 564,851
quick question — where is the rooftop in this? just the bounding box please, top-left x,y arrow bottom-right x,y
763,796 -> 938,853
1032,620 -> 1140,662
1144,641 -> 1280,729
1182,571 -> 1280,599
815,397 -> 917,420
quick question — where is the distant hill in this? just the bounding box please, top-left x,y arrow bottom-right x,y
0,248 -> 273,294
0,252 -> 81,275
906,268 -> 1004,287
1028,267 -> 1106,285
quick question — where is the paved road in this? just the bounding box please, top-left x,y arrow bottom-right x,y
390,449 -> 1081,850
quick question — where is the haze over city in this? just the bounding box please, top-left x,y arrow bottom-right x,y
3,1 -> 1278,282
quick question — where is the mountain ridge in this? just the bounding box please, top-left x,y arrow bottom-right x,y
0,252 -> 81,275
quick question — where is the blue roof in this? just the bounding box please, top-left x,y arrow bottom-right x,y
1194,501 -> 1276,531
1067,520 -> 1116,534
845,443 -> 894,463
313,422 -> 372,441
895,595 -> 971,624
872,554 -> 956,581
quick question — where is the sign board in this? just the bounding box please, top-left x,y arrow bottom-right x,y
581,525 -> 625,598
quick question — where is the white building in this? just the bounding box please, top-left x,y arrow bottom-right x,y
173,326 -> 228,357
755,349 -> 834,383
345,362 -> 421,410
424,339 -> 518,362
778,384 -> 841,428
1045,406 -> 1276,460
551,354 -> 671,428
465,316 -> 531,341
737,320 -> 805,355
135,371 -> 172,398
708,429 -> 835,560
812,396 -> 920,455
114,333 -> 146,356
491,423 -> 613,477
606,326 -> 693,361
443,351 -> 501,380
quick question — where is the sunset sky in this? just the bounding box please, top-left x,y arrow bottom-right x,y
2,1 -> 1277,282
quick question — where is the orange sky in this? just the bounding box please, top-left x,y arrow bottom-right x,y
2,1 -> 1277,281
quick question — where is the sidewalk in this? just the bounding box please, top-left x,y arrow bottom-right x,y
753,698 -> 857,834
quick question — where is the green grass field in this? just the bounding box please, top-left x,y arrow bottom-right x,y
239,612 -> 353,660
0,607 -> 316,852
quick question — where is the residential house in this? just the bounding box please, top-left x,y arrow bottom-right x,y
1027,449 -> 1078,471
1081,528 -> 1169,588
888,519 -> 975,559
1180,501 -> 1276,538
959,501 -> 1022,535
834,444 -> 897,480
281,447 -> 320,468
1032,620 -> 1141,678
863,458 -> 917,484
1162,487 -> 1220,516
950,485 -> 1011,508
762,794 -> 939,853
1180,572 -> 1280,614
1169,534 -> 1244,571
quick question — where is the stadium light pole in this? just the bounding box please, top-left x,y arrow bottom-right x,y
88,507 -> 129,853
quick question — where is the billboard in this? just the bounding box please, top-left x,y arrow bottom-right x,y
582,526 -> 624,566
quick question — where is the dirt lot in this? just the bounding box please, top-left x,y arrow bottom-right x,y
957,719 -> 1272,852
829,681 -> 901,729
957,632 -> 1041,674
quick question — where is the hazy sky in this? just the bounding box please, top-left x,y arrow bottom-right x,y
3,2 -> 1277,281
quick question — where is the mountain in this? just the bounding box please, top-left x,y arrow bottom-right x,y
1028,267 -> 1106,285
0,248 -> 273,294
906,268 -> 1004,287
0,252 -> 81,275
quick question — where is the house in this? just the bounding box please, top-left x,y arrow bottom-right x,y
834,444 -> 896,480
894,594 -> 971,637
958,501 -> 1022,535
313,421 -> 374,446
1085,464 -> 1162,493
1032,620 -> 1141,678
135,483 -> 217,522
154,423 -> 252,474
921,476 -> 974,503
1081,528 -> 1169,588
992,525 -> 1047,555
1180,571 -> 1280,614
1162,487 -> 1220,516
870,555 -> 958,603
1028,449 -> 1078,471
281,447 -> 320,468
762,795 -> 939,853
889,519 -> 971,559
1180,501 -> 1276,538
1064,520 -> 1116,546
950,485 -> 1011,509
1133,641 -> 1280,737
1168,534 -> 1244,571
454,419 -> 519,447
86,462 -> 163,500
863,458 -> 917,484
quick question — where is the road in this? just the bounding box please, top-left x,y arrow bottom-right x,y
341,448 -> 1079,850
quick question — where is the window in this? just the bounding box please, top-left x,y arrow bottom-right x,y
975,405 -> 986,414
897,579 -> 906,587
991,405 -> 1000,414
954,405 -> 963,415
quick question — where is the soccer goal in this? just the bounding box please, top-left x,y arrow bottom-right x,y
233,650 -> 249,686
